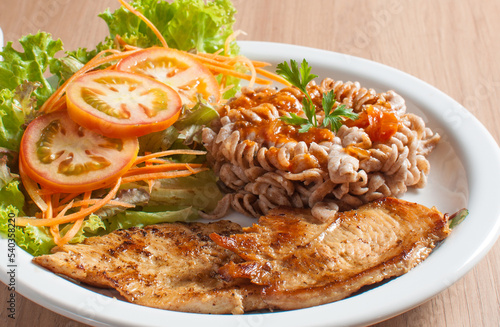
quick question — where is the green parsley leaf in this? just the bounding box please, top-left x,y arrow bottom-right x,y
280,112 -> 309,126
298,122 -> 314,133
322,90 -> 336,116
277,59 -> 319,128
276,59 -> 359,133
321,90 -> 358,132
276,59 -> 317,94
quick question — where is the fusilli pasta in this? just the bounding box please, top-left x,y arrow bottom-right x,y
202,79 -> 440,220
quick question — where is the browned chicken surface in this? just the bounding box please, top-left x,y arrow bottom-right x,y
211,197 -> 451,310
33,220 -> 267,314
34,197 -> 451,314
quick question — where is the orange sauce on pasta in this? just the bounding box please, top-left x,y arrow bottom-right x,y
344,105 -> 399,142
228,85 -> 334,146
235,119 -> 334,146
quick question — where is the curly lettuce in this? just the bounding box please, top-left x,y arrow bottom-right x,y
0,33 -> 63,107
98,0 -> 238,53
0,83 -> 40,151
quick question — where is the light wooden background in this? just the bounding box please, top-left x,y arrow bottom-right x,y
1,0 -> 499,326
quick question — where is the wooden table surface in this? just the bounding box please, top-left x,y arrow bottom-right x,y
1,0 -> 499,326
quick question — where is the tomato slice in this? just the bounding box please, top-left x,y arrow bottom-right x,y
66,70 -> 182,138
116,47 -> 221,107
20,110 -> 139,193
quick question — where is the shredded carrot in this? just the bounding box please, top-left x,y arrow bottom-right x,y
50,95 -> 67,112
189,53 -> 236,71
203,62 -> 271,85
16,178 -> 122,227
51,193 -> 61,208
184,165 -> 197,174
59,192 -> 82,206
219,83 -> 236,95
247,60 -> 271,68
143,152 -> 155,193
114,34 -> 140,50
213,48 -> 224,56
43,195 -> 52,219
191,52 -> 274,87
235,55 -> 257,88
121,168 -> 208,184
195,52 -> 259,87
56,192 -> 92,246
196,52 -> 270,68
255,67 -> 292,87
141,158 -> 170,164
134,149 -> 206,165
118,0 -> 168,48
219,74 -> 228,91
125,163 -> 203,177
18,161 -> 47,212
224,30 -> 245,55
48,194 -> 63,243
53,200 -> 78,246
53,200 -> 76,246
42,195 -> 61,244
57,218 -> 84,246
52,200 -> 135,215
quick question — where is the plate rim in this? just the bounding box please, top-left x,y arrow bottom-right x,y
1,40 -> 500,327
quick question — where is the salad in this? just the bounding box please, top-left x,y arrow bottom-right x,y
0,0 -> 285,256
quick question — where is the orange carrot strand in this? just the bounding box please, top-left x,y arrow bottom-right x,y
121,168 -> 208,184
118,0 -> 168,48
19,161 -> 48,212
125,163 -> 203,176
16,178 -> 122,227
134,149 -> 206,165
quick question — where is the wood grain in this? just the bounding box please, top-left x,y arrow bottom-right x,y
1,1 -> 499,326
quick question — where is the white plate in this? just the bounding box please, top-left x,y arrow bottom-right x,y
1,41 -> 500,327
0,27 -> 3,50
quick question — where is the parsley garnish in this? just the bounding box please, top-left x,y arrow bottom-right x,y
276,59 -> 358,133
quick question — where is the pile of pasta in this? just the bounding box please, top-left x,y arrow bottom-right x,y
202,78 -> 440,221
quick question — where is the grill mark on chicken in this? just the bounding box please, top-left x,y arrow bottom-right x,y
33,220 -> 267,314
211,197 -> 450,310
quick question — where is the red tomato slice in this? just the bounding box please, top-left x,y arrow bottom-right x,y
20,110 -> 139,193
116,47 -> 221,107
66,70 -> 182,138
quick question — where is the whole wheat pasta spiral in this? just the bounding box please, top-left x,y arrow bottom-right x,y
202,79 -> 440,220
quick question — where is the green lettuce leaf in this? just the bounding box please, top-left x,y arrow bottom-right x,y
138,97 -> 219,154
122,170 -> 223,213
147,170 -> 223,212
0,182 -> 24,212
174,99 -> 220,145
0,178 -> 56,256
108,206 -> 198,231
0,171 -> 54,256
64,214 -> 108,244
98,0 -> 238,53
0,153 -> 17,190
0,32 -> 63,106
55,38 -> 116,83
0,83 -> 39,151
15,225 -> 56,257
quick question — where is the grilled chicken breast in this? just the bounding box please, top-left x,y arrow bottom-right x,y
34,198 -> 451,314
33,220 -> 267,314
211,197 -> 451,310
